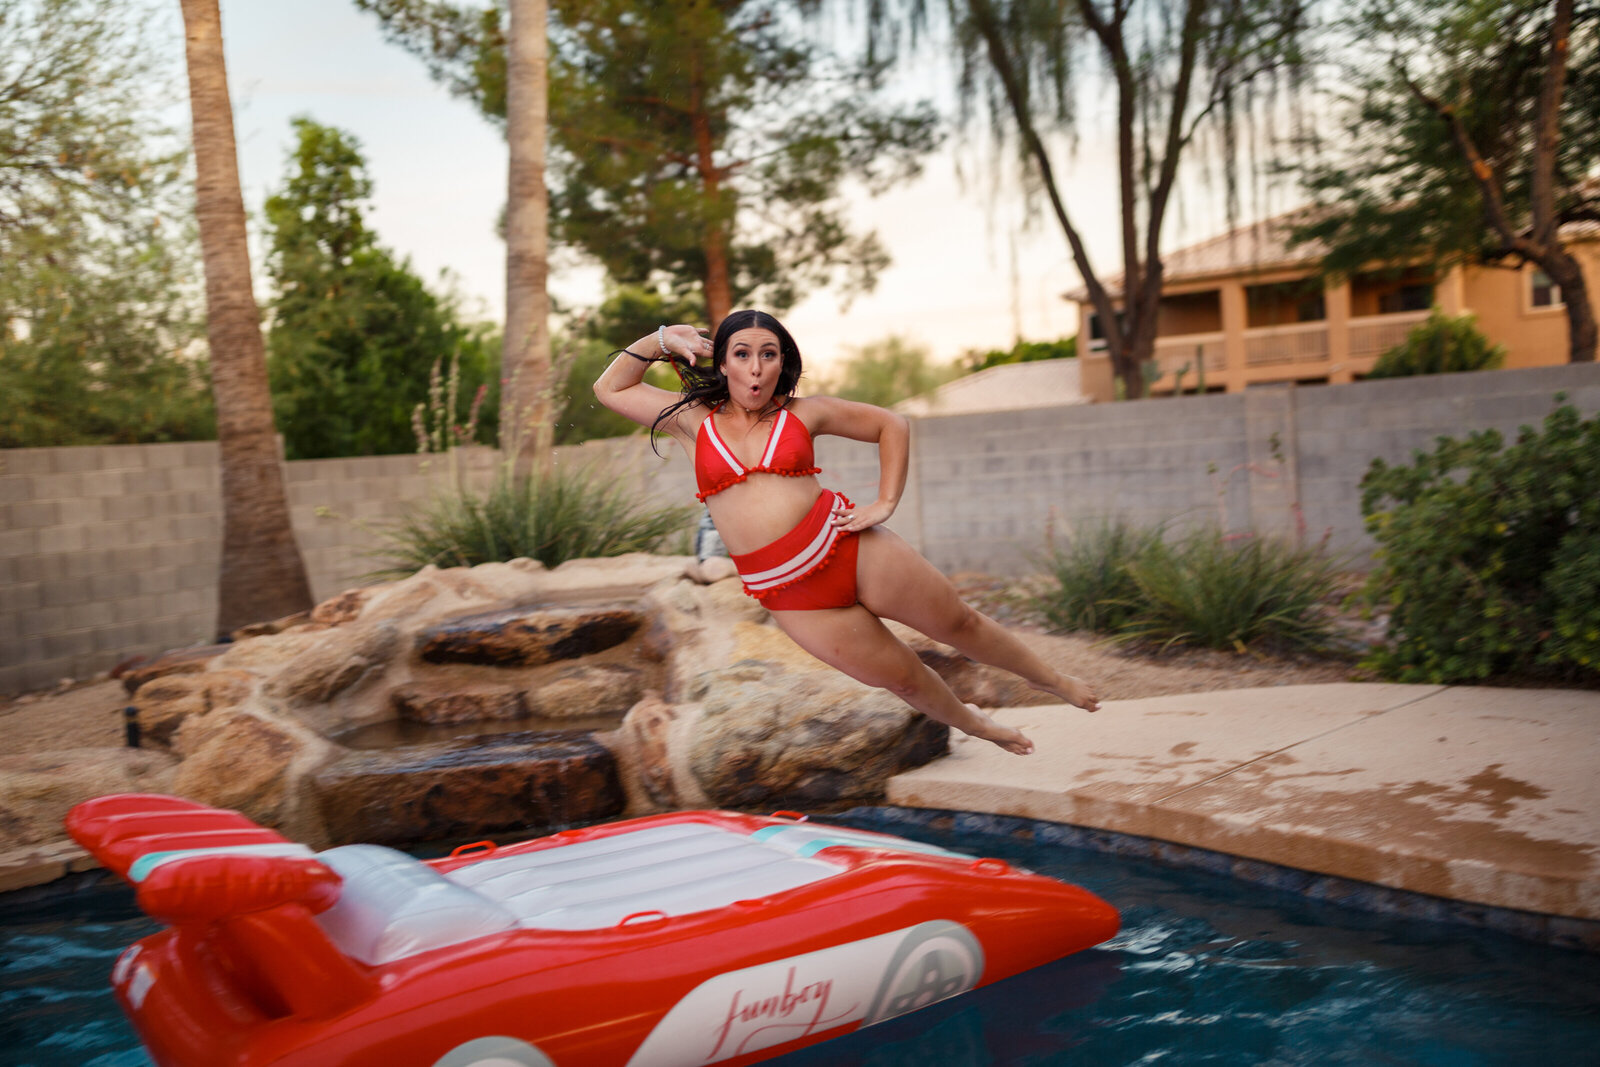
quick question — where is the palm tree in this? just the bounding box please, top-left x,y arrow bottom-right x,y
178,0 -> 313,636
502,0 -> 552,472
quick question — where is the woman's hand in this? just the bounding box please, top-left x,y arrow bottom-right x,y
661,324 -> 711,365
831,497 -> 896,533
594,323 -> 709,434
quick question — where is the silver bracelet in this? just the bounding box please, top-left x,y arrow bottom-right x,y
657,325 -> 669,357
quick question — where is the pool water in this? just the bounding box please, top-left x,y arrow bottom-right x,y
1,882 -> 158,1067
3,818 -> 1598,1067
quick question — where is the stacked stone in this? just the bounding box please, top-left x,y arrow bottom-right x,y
1,552 -> 1044,873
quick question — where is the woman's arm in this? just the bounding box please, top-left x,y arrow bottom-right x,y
800,396 -> 910,533
593,324 -> 708,438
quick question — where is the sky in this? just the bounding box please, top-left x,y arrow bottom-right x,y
194,1 -> 1236,371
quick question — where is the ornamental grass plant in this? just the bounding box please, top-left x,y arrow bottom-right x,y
1032,519 -> 1163,634
371,464 -> 694,577
1030,521 -> 1345,654
1116,528 -> 1345,654
370,346 -> 694,577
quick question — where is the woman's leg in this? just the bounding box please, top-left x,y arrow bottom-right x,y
854,527 -> 1100,712
769,604 -> 1036,755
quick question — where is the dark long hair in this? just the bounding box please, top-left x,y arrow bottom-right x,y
649,309 -> 804,449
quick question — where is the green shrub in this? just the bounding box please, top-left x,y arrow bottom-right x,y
1032,520 -> 1162,633
372,464 -> 695,576
1366,309 -> 1505,379
1359,400 -> 1600,683
1117,528 -> 1344,654
965,335 -> 1077,372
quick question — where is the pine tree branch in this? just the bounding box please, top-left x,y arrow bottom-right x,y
1399,65 -> 1542,261
551,124 -> 697,170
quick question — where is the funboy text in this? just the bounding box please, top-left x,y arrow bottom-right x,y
708,967 -> 850,1058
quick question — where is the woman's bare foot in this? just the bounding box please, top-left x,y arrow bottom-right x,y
963,703 -> 1034,755
1035,673 -> 1101,713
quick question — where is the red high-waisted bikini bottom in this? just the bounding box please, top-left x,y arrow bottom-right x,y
729,490 -> 860,611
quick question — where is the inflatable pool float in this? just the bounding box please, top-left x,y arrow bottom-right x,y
67,793 -> 1120,1067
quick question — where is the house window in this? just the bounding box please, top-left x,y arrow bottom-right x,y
1531,268 -> 1563,308
1246,280 -> 1325,326
1378,283 -> 1433,314
1086,309 -> 1126,350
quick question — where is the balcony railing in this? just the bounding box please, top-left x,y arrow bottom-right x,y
1244,320 -> 1330,366
1094,307 -> 1432,378
1152,331 -> 1226,378
1349,309 -> 1430,359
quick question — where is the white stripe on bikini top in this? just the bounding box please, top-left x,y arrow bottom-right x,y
702,407 -> 791,476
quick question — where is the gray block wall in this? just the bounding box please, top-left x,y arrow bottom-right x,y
911,396 -> 1256,575
284,447 -> 500,596
3,363 -> 1597,695
1293,364 -> 1600,560
2,442 -> 224,696
906,364 -> 1599,575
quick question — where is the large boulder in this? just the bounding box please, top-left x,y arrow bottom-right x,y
334,556 -> 685,634
540,554 -> 697,602
213,629 -> 329,672
262,620 -> 402,706
391,682 -> 529,725
417,604 -> 643,667
0,747 -> 177,850
680,664 -> 949,808
129,669 -> 257,748
636,578 -> 774,700
599,693 -> 703,812
118,643 -> 230,695
171,709 -> 333,841
529,663 -> 646,720
598,579 -> 981,814
350,575 -> 443,626
311,732 -> 624,846
310,587 -> 375,626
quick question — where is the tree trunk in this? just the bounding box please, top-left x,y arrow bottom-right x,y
178,0 -> 313,638
502,0 -> 552,473
1531,0 -> 1592,363
965,0 -> 1142,397
1543,250 -> 1598,362
1127,259 -> 1166,393
1419,0 -> 1589,362
689,47 -> 732,327
702,226 -> 733,328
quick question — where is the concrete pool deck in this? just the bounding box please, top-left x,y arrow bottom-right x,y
887,682 -> 1600,948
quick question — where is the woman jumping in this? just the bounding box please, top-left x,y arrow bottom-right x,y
594,310 -> 1099,755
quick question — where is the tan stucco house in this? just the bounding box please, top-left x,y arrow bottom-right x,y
1068,212 -> 1600,401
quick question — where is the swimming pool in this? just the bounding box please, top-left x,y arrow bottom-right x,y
3,813 -> 1597,1066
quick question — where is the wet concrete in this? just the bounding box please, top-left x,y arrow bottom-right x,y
888,683 -> 1600,934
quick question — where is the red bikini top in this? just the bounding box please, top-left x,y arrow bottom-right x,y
695,402 -> 821,501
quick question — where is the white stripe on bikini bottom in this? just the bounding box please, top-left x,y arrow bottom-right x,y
741,498 -> 841,590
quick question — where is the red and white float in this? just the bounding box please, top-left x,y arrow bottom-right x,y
67,793 -> 1119,1066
